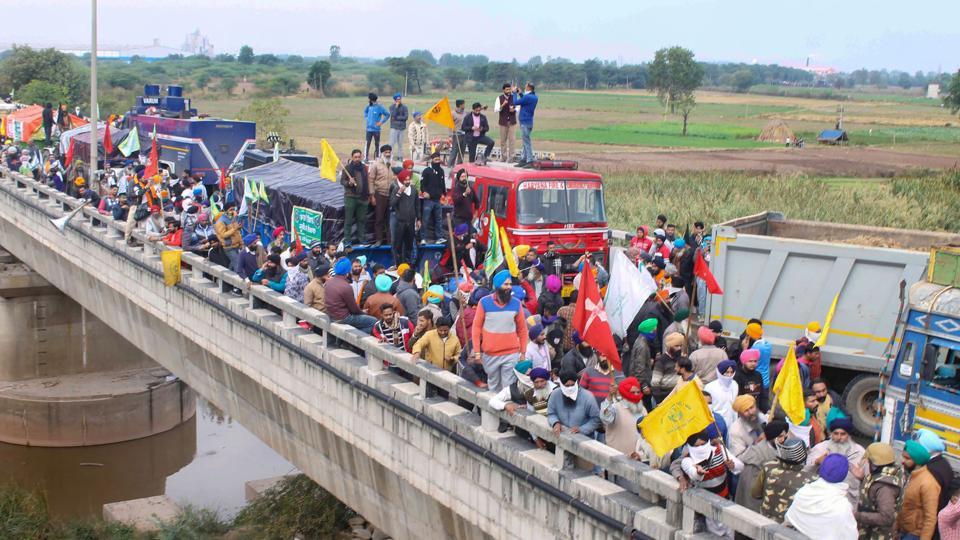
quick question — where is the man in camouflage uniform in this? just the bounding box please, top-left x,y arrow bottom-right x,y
854,442 -> 903,540
751,437 -> 816,523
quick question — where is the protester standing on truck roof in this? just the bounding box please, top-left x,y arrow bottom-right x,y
495,83 -> 518,162
363,93 -> 389,160
407,112 -> 427,162
389,169 -> 420,265
512,83 -> 538,166
340,149 -> 370,247
451,169 -> 479,233
388,93 -> 409,162
462,102 -> 494,163
448,99 -> 467,166
419,151 -> 446,245
368,144 -> 396,247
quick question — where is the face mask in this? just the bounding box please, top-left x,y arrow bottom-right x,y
560,383 -> 579,401
688,443 -> 714,464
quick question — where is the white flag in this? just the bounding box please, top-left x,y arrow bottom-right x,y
604,249 -> 658,338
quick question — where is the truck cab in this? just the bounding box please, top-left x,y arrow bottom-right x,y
882,281 -> 960,464
454,161 -> 609,288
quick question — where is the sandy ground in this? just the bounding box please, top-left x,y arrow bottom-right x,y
561,146 -> 960,175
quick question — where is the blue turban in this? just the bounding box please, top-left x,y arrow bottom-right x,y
333,258 -> 351,276
717,359 -> 737,375
529,367 -> 550,381
528,324 -> 543,340
454,223 -> 468,236
820,453 -> 849,483
673,238 -> 686,249
512,285 -> 526,300
243,233 -> 259,246
915,428 -> 945,454
492,269 -> 512,289
515,360 -> 532,374
751,339 -> 772,388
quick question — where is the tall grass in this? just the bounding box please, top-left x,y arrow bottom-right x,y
0,483 -> 137,539
602,171 -> 960,233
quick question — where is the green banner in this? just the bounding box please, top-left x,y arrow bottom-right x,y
292,206 -> 323,246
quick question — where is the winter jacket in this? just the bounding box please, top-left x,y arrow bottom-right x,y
897,466 -> 941,540
251,268 -> 287,293
689,345 -> 727,384
855,464 -> 902,540
546,387 -> 600,436
368,159 -> 396,196
451,182 -> 479,221
389,182 -> 421,223
472,294 -> 527,357
364,103 -> 389,132
235,249 -> 259,280
496,94 -> 517,126
395,281 -> 421,319
419,164 -> 446,201
412,328 -> 462,372
407,121 -> 428,151
303,279 -> 326,313
626,335 -> 653,390
461,112 -> 490,138
389,103 -> 409,130
373,316 -> 414,353
512,91 -> 538,126
214,214 -> 243,250
340,161 -> 369,199
324,275 -> 363,321
363,292 -> 404,320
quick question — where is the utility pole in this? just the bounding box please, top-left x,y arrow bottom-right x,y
90,0 -> 98,186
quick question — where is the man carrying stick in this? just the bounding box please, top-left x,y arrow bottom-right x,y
340,149 -> 370,247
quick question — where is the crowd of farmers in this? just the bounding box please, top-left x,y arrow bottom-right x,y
2,84 -> 958,540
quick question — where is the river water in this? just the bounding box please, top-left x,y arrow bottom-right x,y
0,397 -> 296,520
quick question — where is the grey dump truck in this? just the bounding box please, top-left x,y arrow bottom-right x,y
706,211 -> 960,435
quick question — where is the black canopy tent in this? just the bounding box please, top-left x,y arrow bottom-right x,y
234,158 -> 345,243
62,123 -> 131,163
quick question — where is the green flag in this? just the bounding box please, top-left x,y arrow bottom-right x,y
243,177 -> 255,201
423,260 -> 431,290
258,179 -> 269,203
483,211 -> 504,279
118,125 -> 140,157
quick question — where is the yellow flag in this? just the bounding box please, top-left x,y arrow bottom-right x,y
638,381 -> 714,457
161,249 -> 182,287
772,344 -> 806,425
319,138 -> 340,182
814,293 -> 839,348
423,96 -> 455,130
499,226 -> 520,277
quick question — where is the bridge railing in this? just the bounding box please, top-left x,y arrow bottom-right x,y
1,168 -> 804,540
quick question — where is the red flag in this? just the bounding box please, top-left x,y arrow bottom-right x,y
64,138 -> 75,167
292,227 -> 303,255
218,168 -> 228,192
694,249 -> 723,295
572,260 -> 622,370
103,122 -> 113,155
143,126 -> 159,179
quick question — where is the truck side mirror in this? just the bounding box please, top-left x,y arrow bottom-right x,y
920,344 -> 938,381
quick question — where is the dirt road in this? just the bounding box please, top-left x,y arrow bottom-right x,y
561,146 -> 959,176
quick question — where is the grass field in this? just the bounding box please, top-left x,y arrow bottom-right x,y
196,88 -> 960,158
601,171 -> 960,233
537,122 -> 775,149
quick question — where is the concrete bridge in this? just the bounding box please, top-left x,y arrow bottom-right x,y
0,168 -> 805,540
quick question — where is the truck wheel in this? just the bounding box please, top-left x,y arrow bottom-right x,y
841,374 -> 881,437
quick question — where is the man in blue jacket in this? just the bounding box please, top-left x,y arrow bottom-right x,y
388,93 -> 409,162
363,93 -> 389,161
512,83 -> 539,165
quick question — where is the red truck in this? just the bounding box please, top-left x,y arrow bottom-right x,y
453,161 -> 609,292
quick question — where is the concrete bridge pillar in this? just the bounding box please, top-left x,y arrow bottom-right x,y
0,248 -> 195,447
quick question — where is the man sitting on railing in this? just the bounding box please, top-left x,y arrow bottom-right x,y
373,303 -> 414,353
251,254 -> 287,294
325,258 -> 376,334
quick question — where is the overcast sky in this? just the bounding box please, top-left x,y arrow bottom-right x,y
4,0 -> 958,73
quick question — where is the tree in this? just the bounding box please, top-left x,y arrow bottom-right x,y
897,72 -> 912,89
16,80 -> 70,106
729,69 -> 754,92
238,45 -> 254,65
285,55 -> 304,65
408,49 -> 437,66
649,46 -> 704,121
256,54 -> 280,66
443,67 -> 467,89
677,94 -> 696,136
219,76 -> 238,95
239,98 -> 290,146
307,61 -> 332,96
215,53 -> 235,62
526,56 -> 543,68
0,46 -> 85,104
329,45 -> 341,63
195,72 -> 211,90
944,71 -> 960,116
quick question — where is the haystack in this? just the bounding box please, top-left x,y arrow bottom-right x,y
757,119 -> 796,143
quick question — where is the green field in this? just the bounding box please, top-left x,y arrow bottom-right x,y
601,171 -> 960,233
538,122 -> 776,149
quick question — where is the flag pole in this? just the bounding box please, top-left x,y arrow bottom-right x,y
446,213 -> 469,343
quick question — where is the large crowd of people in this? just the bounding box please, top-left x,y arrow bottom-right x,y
3,85 -> 958,540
